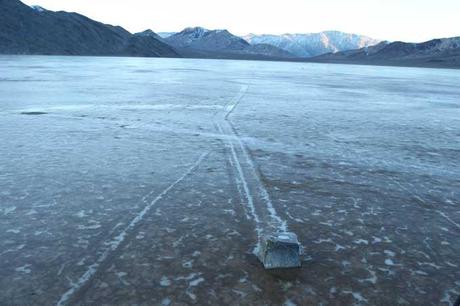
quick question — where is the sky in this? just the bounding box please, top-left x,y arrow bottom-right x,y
22,0 -> 460,42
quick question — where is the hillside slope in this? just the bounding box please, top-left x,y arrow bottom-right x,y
312,38 -> 460,68
0,0 -> 178,57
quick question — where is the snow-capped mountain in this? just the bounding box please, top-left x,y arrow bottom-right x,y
30,5 -> 46,12
164,27 -> 294,58
158,32 -> 176,38
165,27 -> 249,51
244,31 -> 380,57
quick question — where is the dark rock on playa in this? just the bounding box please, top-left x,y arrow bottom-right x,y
257,232 -> 301,269
20,111 -> 48,115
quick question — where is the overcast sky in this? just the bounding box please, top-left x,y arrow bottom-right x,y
22,0 -> 460,42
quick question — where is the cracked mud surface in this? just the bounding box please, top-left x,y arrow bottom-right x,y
0,56 -> 459,305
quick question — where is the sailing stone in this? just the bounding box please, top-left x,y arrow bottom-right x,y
257,232 -> 301,269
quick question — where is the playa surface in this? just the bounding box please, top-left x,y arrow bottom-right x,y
0,56 -> 459,305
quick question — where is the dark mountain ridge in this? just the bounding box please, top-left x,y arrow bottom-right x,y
0,0 -> 178,57
311,37 -> 460,68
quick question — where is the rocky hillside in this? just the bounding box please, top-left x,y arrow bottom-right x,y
312,37 -> 460,68
0,0 -> 178,57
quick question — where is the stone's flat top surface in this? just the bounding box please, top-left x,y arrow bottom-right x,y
0,56 -> 459,305
273,232 -> 299,244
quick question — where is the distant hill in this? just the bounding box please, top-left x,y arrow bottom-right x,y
135,29 -> 167,42
244,31 -> 380,57
0,0 -> 178,57
166,27 -> 249,51
311,37 -> 460,68
164,27 -> 294,59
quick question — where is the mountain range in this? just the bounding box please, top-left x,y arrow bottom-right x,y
243,31 -> 380,57
161,27 -> 294,59
158,30 -> 380,58
1,0 -> 459,68
311,38 -> 460,68
0,0 -> 379,60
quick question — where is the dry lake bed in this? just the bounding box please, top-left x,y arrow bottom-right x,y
0,56 -> 459,305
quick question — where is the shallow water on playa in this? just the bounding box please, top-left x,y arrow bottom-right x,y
0,55 -> 459,305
